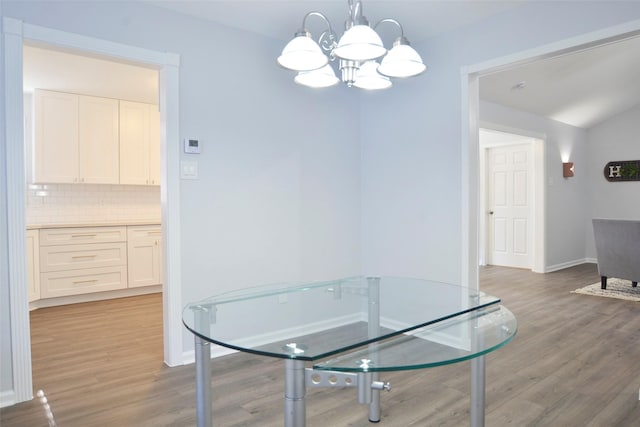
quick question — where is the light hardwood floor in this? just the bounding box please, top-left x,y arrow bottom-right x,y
3,264 -> 640,426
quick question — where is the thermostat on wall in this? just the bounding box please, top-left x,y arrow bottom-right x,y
184,138 -> 201,154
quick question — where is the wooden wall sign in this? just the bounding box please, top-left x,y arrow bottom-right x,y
604,160 -> 640,182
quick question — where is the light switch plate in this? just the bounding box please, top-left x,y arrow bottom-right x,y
181,160 -> 198,180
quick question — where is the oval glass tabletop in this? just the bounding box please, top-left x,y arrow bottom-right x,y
182,276 -> 504,362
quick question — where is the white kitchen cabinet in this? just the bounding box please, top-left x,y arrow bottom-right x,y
33,90 -> 120,184
26,229 -> 40,302
79,95 -> 120,184
127,225 -> 162,288
33,90 -> 158,186
120,101 -> 160,185
39,226 -> 128,298
33,89 -> 79,183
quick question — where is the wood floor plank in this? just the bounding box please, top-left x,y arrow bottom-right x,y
3,264 -> 640,426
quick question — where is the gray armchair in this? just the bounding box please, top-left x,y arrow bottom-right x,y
592,218 -> 640,290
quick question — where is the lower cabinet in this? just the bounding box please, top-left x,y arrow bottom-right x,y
39,226 -> 128,298
28,224 -> 162,303
127,225 -> 162,288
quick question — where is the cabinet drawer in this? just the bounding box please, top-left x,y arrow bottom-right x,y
127,225 -> 162,241
39,226 -> 126,246
40,242 -> 126,272
40,266 -> 127,298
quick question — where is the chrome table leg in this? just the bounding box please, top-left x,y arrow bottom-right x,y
470,355 -> 485,427
285,359 -> 306,427
195,335 -> 212,427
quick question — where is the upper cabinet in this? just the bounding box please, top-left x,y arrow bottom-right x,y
119,101 -> 160,185
32,89 -> 159,186
33,90 -> 79,183
79,95 -> 120,184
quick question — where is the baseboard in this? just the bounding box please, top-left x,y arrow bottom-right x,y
182,344 -> 238,365
0,389 -> 17,408
29,285 -> 162,310
545,258 -> 592,273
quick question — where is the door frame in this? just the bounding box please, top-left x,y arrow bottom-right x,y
461,18 -> 640,289
479,127 -> 545,273
2,18 -> 183,404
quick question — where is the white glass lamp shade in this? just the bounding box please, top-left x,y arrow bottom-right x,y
377,44 -> 427,78
353,61 -> 391,90
294,65 -> 340,88
333,25 -> 386,61
277,35 -> 329,71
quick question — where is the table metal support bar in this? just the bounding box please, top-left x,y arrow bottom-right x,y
195,335 -> 212,427
369,371 -> 381,423
470,355 -> 486,427
285,359 -> 306,427
367,277 -> 382,423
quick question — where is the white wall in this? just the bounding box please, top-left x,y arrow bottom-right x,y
585,104 -> 640,258
480,101 -> 590,270
361,1 -> 640,281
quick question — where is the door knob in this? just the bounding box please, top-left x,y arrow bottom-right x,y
489,211 -> 494,215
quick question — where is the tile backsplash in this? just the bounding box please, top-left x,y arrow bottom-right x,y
26,183 -> 161,225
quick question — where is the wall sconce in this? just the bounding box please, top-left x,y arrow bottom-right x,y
563,162 -> 574,177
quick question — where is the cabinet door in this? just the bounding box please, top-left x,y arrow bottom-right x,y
26,230 -> 40,302
148,106 -> 161,185
33,90 -> 79,183
127,226 -> 162,288
119,100 -> 150,185
79,95 -> 119,184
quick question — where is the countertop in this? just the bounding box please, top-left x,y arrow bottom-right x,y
27,220 -> 161,230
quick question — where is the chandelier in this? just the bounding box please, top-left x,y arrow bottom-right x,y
277,0 -> 426,90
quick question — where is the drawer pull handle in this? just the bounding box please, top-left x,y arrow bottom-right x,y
71,234 -> 97,238
72,279 -> 99,285
71,255 -> 97,259
147,231 -> 162,235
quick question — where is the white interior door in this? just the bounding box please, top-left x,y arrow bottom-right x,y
487,143 -> 533,268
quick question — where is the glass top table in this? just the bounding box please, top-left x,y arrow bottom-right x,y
183,276 -> 517,427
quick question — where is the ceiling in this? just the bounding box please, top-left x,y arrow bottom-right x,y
480,35 -> 640,129
23,1 -> 640,130
23,45 -> 159,104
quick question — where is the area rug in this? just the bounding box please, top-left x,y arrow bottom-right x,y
571,278 -> 640,301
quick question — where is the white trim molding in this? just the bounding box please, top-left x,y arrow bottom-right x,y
2,18 -> 183,404
3,16 -> 33,405
546,259 -> 594,273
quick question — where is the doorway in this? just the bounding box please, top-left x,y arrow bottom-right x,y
463,22 -> 640,289
3,19 -> 182,404
479,128 -> 544,272
23,40 -> 164,360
